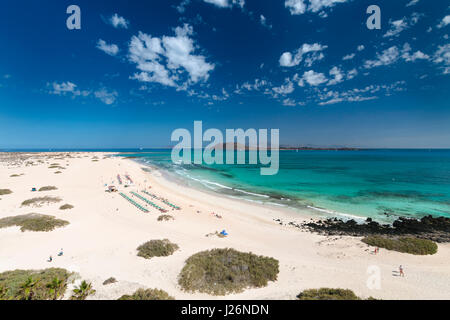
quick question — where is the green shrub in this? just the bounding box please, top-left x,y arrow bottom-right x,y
362,236 -> 438,255
21,196 -> 62,207
118,288 -> 174,300
178,248 -> 279,295
0,268 -> 71,300
10,174 -> 21,177
0,189 -> 12,195
39,186 -> 58,192
48,165 -> 65,169
297,288 -> 360,300
59,204 -> 74,210
70,280 -> 95,300
137,239 -> 179,259
102,277 -> 117,285
157,215 -> 174,221
0,213 -> 69,232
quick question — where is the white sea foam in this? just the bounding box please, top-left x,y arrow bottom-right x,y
307,205 -> 366,221
234,188 -> 270,198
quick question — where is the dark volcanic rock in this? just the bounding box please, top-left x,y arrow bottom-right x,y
301,215 -> 450,243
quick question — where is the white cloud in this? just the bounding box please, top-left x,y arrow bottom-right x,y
298,70 -> 328,86
342,53 -> 355,60
401,44 -> 429,62
212,88 -> 230,101
285,0 -> 306,15
96,39 -> 119,56
50,81 -> 78,95
437,15 -> 450,28
317,81 -> 405,105
235,79 -> 269,93
109,13 -> 129,29
433,44 -> 450,73
176,0 -> 191,13
406,0 -> 419,7
48,82 -> 118,105
48,81 -> 91,99
203,0 -> 244,8
357,45 -> 365,51
128,24 -> 215,89
282,98 -> 304,106
408,51 -> 429,61
272,79 -> 295,96
384,19 -> 408,38
260,15 -> 272,29
346,68 -> 358,80
94,88 -> 118,105
285,0 -> 347,16
279,43 -> 327,67
364,46 -> 400,68
327,66 -> 344,85
383,13 -> 421,38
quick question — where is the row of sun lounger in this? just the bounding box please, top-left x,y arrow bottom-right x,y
142,190 -> 181,210
131,192 -> 167,213
119,192 -> 149,213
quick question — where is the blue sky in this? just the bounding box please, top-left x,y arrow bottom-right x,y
0,0 -> 449,148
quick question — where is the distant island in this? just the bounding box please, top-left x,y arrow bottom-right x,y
208,142 -> 359,151
279,146 -> 359,151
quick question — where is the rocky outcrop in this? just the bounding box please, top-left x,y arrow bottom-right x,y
300,215 -> 450,243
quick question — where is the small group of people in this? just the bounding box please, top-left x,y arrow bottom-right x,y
47,248 -> 64,262
210,212 -> 223,219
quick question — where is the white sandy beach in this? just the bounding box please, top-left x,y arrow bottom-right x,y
0,152 -> 449,300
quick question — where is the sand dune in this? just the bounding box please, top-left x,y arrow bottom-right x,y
0,152 -> 449,300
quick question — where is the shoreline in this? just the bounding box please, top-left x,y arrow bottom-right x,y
130,157 -> 321,222
128,156 -> 395,225
1,152 -> 449,300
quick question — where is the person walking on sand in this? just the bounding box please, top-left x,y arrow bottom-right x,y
399,265 -> 404,277
48,255 -> 52,262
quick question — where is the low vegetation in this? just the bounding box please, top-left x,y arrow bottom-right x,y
48,165 -> 65,169
118,288 -> 174,300
39,186 -> 58,192
70,280 -> 95,300
10,174 -> 21,177
297,288 -> 360,300
137,239 -> 179,259
157,215 -> 174,221
59,204 -> 74,210
0,268 -> 71,300
54,171 -> 62,174
0,213 -> 69,232
178,248 -> 279,295
0,189 -> 12,195
362,236 -> 438,255
102,277 -> 117,285
21,196 -> 62,207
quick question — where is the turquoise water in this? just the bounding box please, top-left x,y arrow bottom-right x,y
119,149 -> 450,223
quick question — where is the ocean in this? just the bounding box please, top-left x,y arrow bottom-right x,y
116,149 -> 450,223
